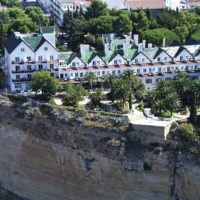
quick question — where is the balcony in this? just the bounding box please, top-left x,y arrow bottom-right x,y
12,69 -> 36,73
12,78 -> 32,82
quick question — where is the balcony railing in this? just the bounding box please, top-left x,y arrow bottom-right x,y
12,78 -> 32,82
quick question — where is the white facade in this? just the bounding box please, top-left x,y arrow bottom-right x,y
38,0 -> 91,27
102,0 -> 128,9
165,0 -> 187,10
5,29 -> 58,92
5,30 -> 200,92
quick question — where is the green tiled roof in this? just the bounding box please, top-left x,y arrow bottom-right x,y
40,26 -> 55,34
23,36 -> 43,51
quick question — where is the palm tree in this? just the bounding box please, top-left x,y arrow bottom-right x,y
90,88 -> 104,108
123,69 -> 136,110
104,74 -> 116,89
84,72 -> 96,91
173,73 -> 192,104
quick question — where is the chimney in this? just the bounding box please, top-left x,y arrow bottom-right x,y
104,43 -> 111,57
148,43 -> 153,49
123,42 -> 129,57
138,43 -> 143,52
80,44 -> 90,59
142,40 -> 146,49
133,34 -> 139,46
163,37 -> 166,47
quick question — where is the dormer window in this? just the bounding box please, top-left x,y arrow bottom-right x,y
27,56 -> 31,62
180,56 -> 183,61
93,61 -> 96,66
38,56 -> 42,61
72,62 -> 76,67
15,57 -> 20,63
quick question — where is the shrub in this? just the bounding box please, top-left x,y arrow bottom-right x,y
7,94 -> 27,103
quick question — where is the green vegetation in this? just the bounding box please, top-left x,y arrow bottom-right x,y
145,80 -> 179,117
142,28 -> 180,46
0,1 -> 49,41
62,1 -> 200,51
63,84 -> 85,107
169,123 -> 200,154
31,71 -> 60,99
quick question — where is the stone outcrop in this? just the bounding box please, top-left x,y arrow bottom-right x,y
0,96 -> 200,200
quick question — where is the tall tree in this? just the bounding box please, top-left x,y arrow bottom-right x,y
85,0 -> 109,19
84,72 -> 96,91
0,20 -> 5,55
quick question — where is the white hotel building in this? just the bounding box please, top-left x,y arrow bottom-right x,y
5,27 -> 200,92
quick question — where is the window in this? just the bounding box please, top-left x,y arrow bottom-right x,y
157,57 -> 160,62
158,67 -> 162,73
112,71 -> 115,75
93,61 -> 96,66
156,78 -> 162,83
135,58 -> 138,64
142,57 -> 145,63
27,65 -> 31,71
145,79 -> 152,84
180,56 -> 183,61
44,47 -> 48,51
137,69 -> 140,74
16,75 -> 20,80
27,56 -> 31,62
72,62 -> 76,67
21,48 -> 25,52
80,73 -> 83,77
27,74 -> 31,80
143,69 -> 147,73
75,73 -> 78,77
97,71 -> 100,76
167,67 -> 171,72
76,62 -> 79,67
50,64 -> 54,69
15,57 -> 20,63
102,71 -> 105,75
15,83 -> 22,89
114,60 -> 118,65
39,65 -> 43,70
50,55 -> 54,60
16,66 -> 20,71
118,70 -> 121,74
70,73 -> 73,77
38,56 -> 42,61
164,57 -> 167,61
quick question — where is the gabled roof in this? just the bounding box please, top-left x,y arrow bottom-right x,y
5,33 -> 23,54
153,48 -> 173,59
169,40 -> 182,47
175,46 -> 194,58
185,38 -> 200,45
67,52 -> 86,65
108,49 -> 127,63
87,52 -> 106,65
133,50 -> 153,62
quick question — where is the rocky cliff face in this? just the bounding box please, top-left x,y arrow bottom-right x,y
0,96 -> 200,200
